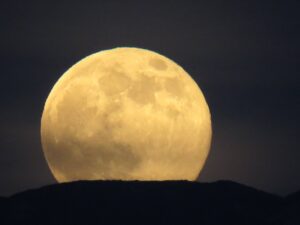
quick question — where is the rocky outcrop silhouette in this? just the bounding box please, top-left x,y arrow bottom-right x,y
0,180 -> 298,225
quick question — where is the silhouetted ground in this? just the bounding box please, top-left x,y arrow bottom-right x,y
268,190 -> 300,225
0,180 -> 298,225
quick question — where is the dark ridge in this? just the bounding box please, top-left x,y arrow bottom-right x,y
269,190 -> 300,225
0,180 -> 297,225
286,190 -> 300,203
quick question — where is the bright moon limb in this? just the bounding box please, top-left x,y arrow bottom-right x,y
41,47 -> 212,182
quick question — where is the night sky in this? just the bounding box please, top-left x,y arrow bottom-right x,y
0,1 -> 299,196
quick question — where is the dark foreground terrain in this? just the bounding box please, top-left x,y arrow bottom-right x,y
0,180 -> 299,225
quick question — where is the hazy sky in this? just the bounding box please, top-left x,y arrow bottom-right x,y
0,0 -> 299,196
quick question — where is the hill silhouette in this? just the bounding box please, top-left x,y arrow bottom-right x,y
269,190 -> 300,225
0,180 -> 298,225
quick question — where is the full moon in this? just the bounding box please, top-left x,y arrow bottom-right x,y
41,47 -> 212,182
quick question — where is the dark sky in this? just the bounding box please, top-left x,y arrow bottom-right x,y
0,0 -> 299,196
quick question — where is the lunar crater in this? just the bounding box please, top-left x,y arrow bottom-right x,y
149,58 -> 168,71
98,70 -> 132,96
127,74 -> 160,105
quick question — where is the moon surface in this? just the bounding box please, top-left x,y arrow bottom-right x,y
41,47 -> 212,182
